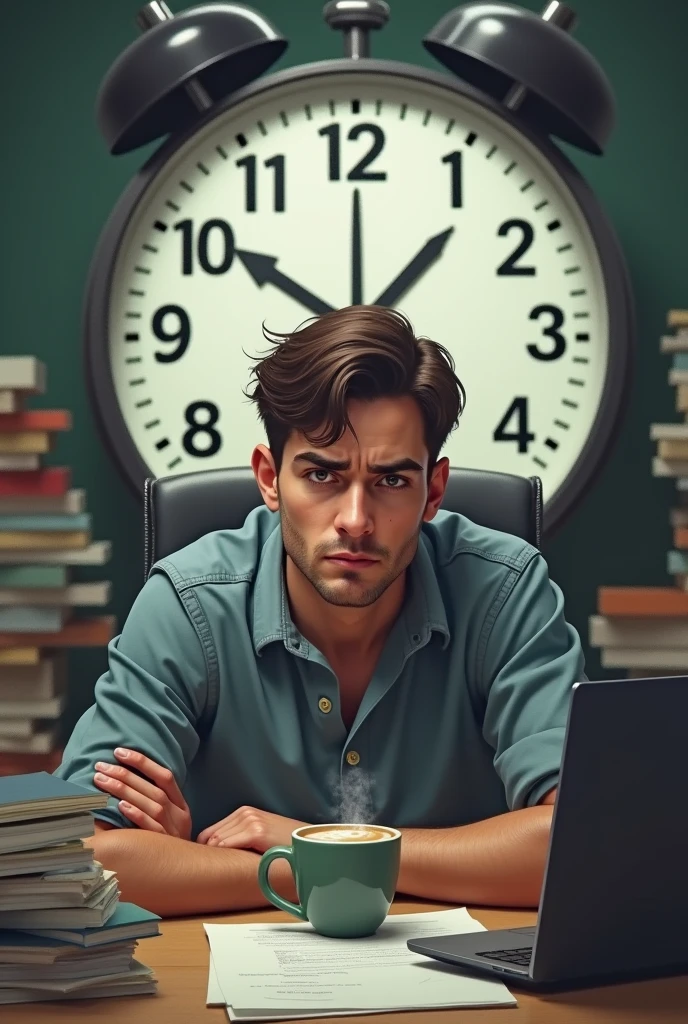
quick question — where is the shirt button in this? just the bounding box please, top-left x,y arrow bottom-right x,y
346,750 -> 361,766
318,697 -> 332,713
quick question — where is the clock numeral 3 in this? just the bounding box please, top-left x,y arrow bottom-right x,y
493,397 -> 535,453
182,401 -> 222,457
496,219 -> 535,276
319,123 -> 387,181
528,305 -> 566,360
175,219 -> 235,275
235,153 -> 286,212
153,305 -> 191,363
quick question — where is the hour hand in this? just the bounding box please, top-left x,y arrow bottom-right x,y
236,249 -> 335,316
372,227 -> 455,308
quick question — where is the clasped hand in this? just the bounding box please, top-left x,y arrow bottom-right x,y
93,749 -> 307,851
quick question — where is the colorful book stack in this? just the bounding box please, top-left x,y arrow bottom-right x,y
0,771 -> 159,1004
589,310 -> 688,677
0,357 -> 115,771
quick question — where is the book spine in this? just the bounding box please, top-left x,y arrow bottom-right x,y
0,608 -> 66,633
0,615 -> 116,649
0,469 -> 70,498
0,514 -> 90,532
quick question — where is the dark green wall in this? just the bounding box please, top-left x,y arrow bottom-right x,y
1,1 -> 687,738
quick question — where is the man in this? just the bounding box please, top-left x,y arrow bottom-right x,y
54,305 -> 584,918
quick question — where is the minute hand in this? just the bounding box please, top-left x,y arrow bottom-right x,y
373,227 -> 454,308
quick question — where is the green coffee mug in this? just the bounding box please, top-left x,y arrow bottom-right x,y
258,823 -> 401,938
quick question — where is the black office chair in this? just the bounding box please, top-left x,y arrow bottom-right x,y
143,467 -> 542,579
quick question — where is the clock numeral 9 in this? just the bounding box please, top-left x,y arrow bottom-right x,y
319,123 -> 387,181
182,401 -> 222,457
153,305 -> 190,363
497,219 -> 535,276
175,219 -> 235,276
235,154 -> 286,212
493,397 -> 535,453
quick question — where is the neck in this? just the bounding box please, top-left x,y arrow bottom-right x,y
284,556 -> 406,663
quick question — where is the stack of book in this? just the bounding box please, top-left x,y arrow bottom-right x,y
0,771 -> 159,1004
0,356 -> 115,770
590,310 -> 688,677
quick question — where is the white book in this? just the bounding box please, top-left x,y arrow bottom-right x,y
650,423 -> 688,441
0,960 -> 156,1004
670,369 -> 688,387
670,508 -> 688,528
0,656 -> 65,700
0,694 -> 66,719
0,841 -> 94,880
652,457 -> 688,477
0,392 -> 19,415
0,582 -> 110,608
0,883 -> 119,930
602,648 -> 688,670
0,541 -> 111,565
0,491 -> 85,515
661,333 -> 688,353
0,358 -> 45,393
0,728 -> 58,754
0,455 -> 40,472
0,719 -> 35,739
590,614 -> 688,648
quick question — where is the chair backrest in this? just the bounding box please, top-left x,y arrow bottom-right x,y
144,467 -> 541,579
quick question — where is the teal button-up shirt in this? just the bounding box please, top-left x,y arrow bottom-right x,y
54,506 -> 584,836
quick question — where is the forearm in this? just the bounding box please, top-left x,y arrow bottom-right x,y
85,829 -> 298,917
397,805 -> 553,908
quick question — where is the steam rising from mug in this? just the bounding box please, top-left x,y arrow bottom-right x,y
328,767 -> 375,824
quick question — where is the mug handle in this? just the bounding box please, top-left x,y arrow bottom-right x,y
258,845 -> 307,921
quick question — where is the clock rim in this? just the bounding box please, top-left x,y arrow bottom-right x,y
83,55 -> 634,538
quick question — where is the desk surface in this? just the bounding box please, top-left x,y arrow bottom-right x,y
9,900 -> 688,1023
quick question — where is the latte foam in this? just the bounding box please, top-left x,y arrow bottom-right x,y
300,825 -> 393,843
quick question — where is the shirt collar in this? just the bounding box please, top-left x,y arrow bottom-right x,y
251,523 -> 451,654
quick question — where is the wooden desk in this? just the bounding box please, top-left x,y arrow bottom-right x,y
9,899 -> 688,1023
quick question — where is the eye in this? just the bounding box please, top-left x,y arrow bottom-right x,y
381,475 -> 408,489
307,469 -> 335,484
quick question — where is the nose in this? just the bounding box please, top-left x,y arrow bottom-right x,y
333,483 -> 373,539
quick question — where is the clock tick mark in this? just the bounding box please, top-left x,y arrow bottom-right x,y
257,121 -> 267,136
520,179 -> 534,192
534,199 -> 548,210
423,109 -> 431,126
486,144 -> 497,159
153,221 -> 168,232
329,100 -> 335,115
129,378 -> 146,386
216,144 -> 228,159
564,265 -> 581,274
444,118 -> 455,135
167,456 -> 182,470
144,419 -> 161,430
180,181 -> 194,194
166,200 -> 180,212
125,333 -> 140,342
568,378 -> 585,387
533,456 -> 547,469
352,99 -> 360,114
235,133 -> 248,147
545,438 -> 559,450
570,288 -> 586,297
155,438 -> 171,451
554,419 -> 570,429
375,99 -> 382,115
128,289 -> 145,297
573,356 -> 589,364
399,103 -> 407,119
135,399 -> 152,409
279,111 -> 289,127
557,244 -> 573,254
134,266 -> 151,275
562,398 -> 579,409
573,311 -> 590,318
546,219 -> 561,231
197,162 -> 210,175
125,312 -> 142,319
125,357 -> 142,364
305,103 -> 313,120
464,130 -> 477,145
504,160 -> 516,175
576,333 -> 590,341
143,244 -> 158,254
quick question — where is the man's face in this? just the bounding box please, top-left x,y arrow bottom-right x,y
268,396 -> 446,608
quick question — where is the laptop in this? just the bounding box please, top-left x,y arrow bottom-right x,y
406,675 -> 688,990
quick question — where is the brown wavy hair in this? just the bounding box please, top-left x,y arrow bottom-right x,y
245,305 -> 466,472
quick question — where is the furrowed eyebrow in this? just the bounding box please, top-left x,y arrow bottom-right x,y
292,452 -> 423,474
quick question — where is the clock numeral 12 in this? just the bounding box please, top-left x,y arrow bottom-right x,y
175,219 -> 235,276
493,397 -> 535,453
183,401 -> 222,457
235,154 -> 286,212
319,123 -> 387,181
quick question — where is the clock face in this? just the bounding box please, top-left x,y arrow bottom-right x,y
94,65 -> 628,526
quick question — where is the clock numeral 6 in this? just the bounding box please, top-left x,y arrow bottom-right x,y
182,401 -> 222,457
496,219 -> 535,276
175,218 -> 235,276
153,305 -> 191,363
319,123 -> 386,181
493,397 -> 535,453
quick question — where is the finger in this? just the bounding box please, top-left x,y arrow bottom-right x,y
95,762 -> 165,806
113,748 -> 188,811
209,828 -> 256,849
93,772 -> 165,822
118,800 -> 166,834
197,813 -> 241,844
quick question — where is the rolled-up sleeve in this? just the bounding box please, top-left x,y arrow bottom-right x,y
53,571 -> 208,828
479,553 -> 585,811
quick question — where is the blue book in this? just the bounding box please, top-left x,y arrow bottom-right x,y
0,606 -> 66,632
673,353 -> 688,372
0,513 -> 91,532
16,903 -> 161,948
0,772 -> 107,824
667,550 -> 688,574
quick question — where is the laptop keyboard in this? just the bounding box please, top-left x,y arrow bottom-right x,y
477,946 -> 533,967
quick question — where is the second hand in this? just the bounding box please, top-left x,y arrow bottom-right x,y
352,188 -> 363,306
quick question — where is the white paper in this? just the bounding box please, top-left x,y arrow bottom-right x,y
204,907 -> 516,1019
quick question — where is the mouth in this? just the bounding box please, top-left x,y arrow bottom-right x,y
324,554 -> 380,569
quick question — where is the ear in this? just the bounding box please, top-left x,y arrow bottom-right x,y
251,444 -> 279,512
422,457 -> 449,523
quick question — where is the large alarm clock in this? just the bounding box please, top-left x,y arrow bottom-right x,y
84,0 -> 634,536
